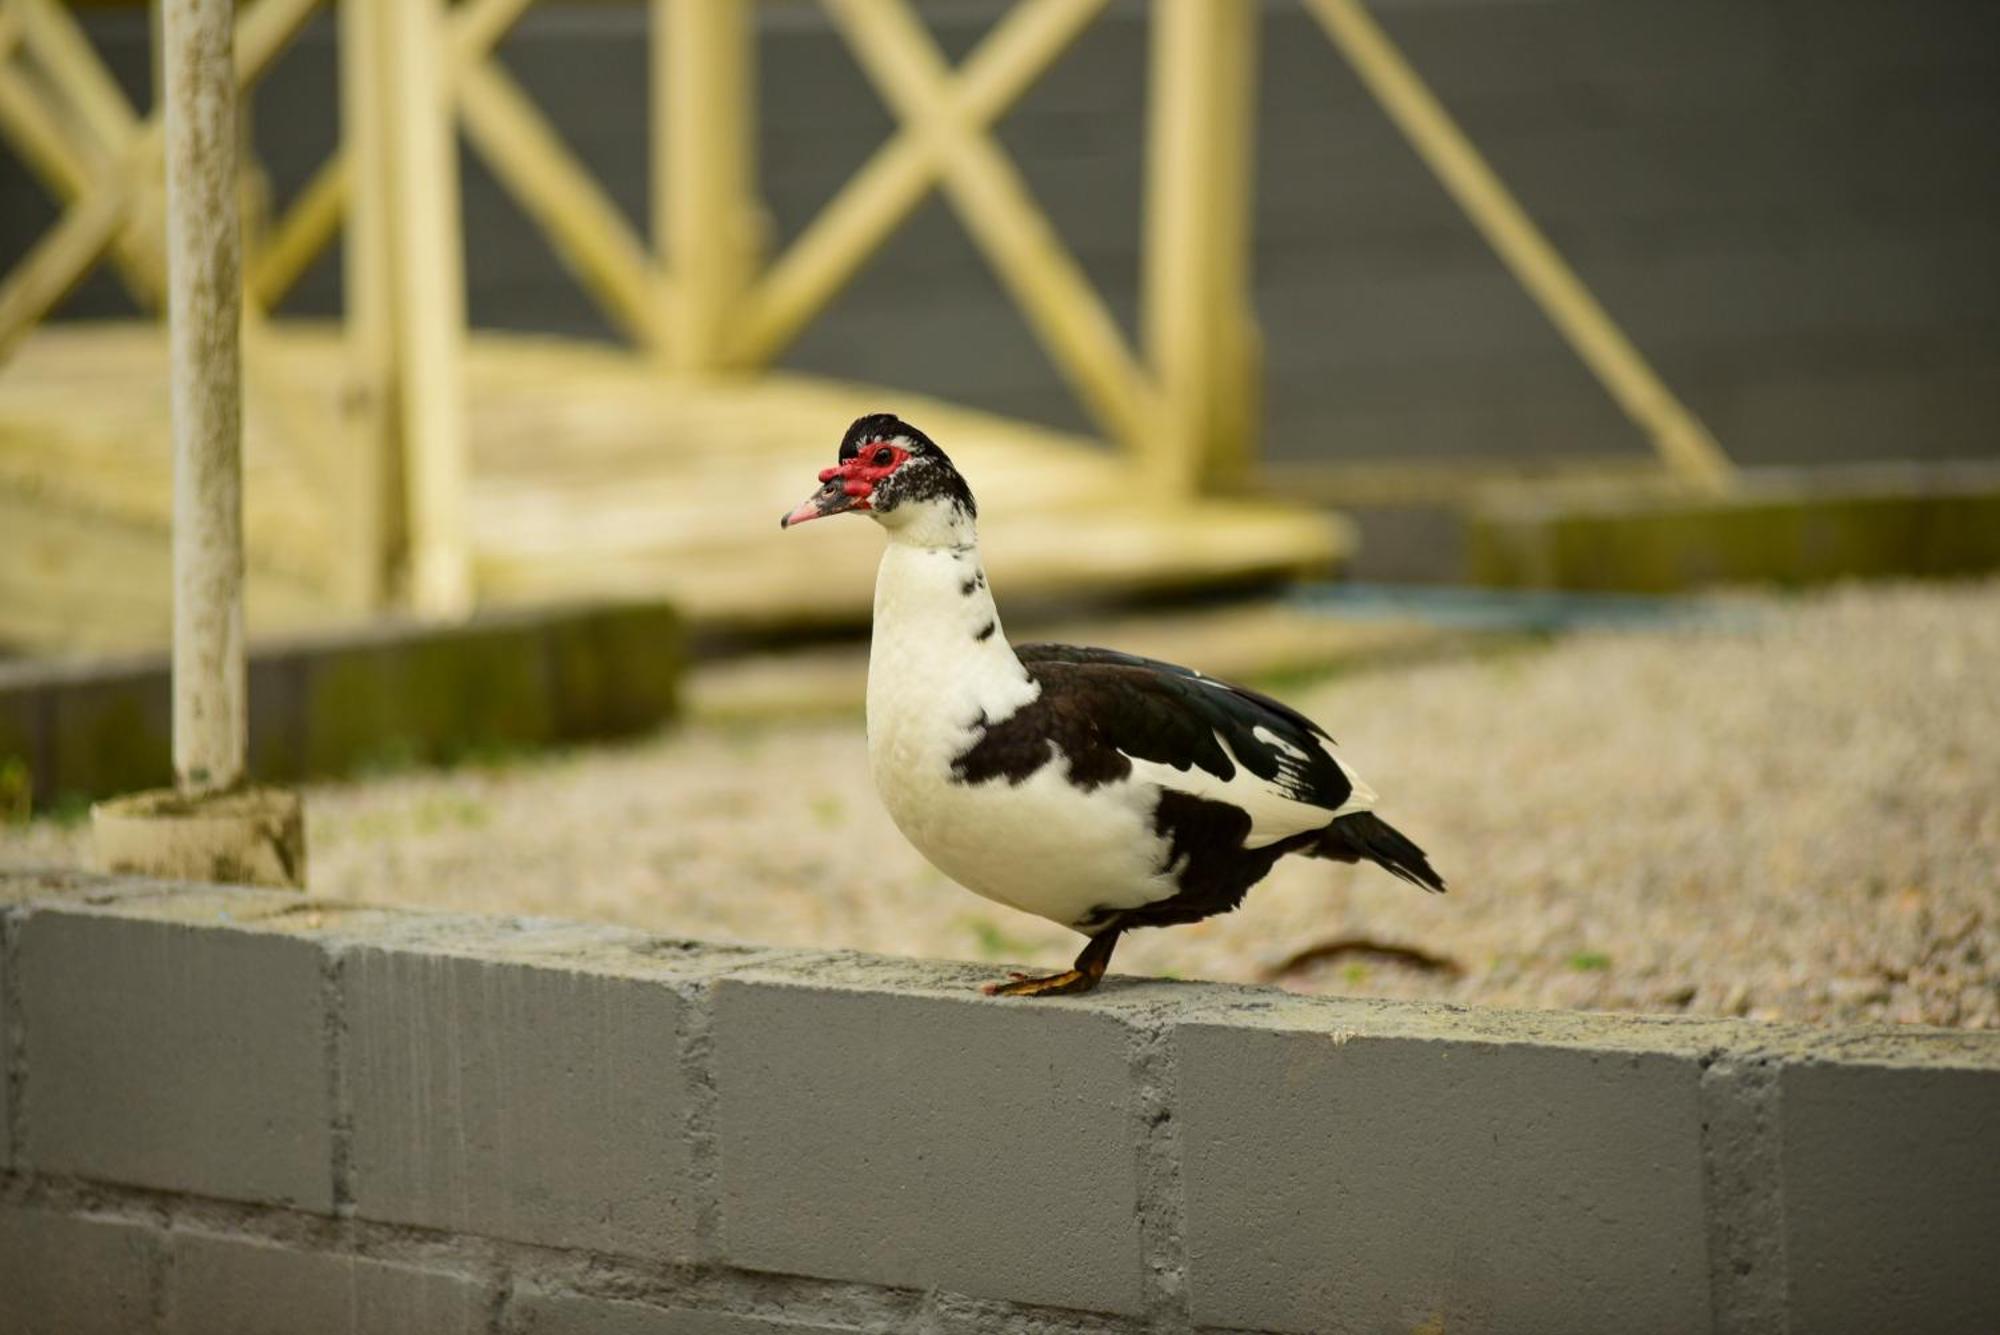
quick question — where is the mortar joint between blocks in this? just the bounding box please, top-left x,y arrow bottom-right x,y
1698,1043 -> 1790,1335
322,943 -> 355,1216
673,976 -> 723,1262
1129,1013 -> 1191,1332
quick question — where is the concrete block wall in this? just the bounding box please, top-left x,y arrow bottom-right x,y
1,868 -> 1995,1333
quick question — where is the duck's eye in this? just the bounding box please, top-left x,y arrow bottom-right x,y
873,447 -> 894,466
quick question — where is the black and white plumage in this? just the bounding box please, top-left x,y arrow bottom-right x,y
782,413 -> 1444,996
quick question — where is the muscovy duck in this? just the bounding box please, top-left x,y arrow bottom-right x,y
782,413 -> 1445,996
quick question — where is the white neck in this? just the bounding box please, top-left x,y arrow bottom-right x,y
866,501 -> 1037,753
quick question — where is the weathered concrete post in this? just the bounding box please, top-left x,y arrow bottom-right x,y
163,0 -> 244,797
91,0 -> 304,888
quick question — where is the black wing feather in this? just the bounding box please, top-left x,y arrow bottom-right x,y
953,643 -> 1354,815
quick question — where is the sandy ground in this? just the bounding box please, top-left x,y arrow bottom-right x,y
6,578 -> 1996,1029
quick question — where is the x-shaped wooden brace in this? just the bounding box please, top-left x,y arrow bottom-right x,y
0,0 -> 170,310
738,0 -> 1160,452
0,0 -> 325,364
255,0 -> 666,346
0,0 -> 371,591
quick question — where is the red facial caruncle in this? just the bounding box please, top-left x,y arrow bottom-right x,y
781,438 -> 909,528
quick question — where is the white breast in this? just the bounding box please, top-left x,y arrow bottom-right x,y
865,541 -> 1179,931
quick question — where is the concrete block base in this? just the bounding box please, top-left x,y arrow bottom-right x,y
91,786 -> 305,888
4,869 -> 1996,1332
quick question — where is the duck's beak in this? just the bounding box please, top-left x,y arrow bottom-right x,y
780,473 -> 865,529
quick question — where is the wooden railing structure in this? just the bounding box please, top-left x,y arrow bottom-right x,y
0,0 -> 1731,640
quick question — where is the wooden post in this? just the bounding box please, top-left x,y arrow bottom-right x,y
1141,0 -> 1261,498
383,0 -> 471,614
657,0 -> 758,370
336,0 -> 399,608
161,0 -> 245,795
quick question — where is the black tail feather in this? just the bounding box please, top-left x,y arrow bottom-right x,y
1315,812 -> 1446,894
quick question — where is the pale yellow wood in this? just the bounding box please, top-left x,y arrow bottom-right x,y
0,156 -> 135,360
237,301 -> 343,574
248,0 -> 536,316
733,0 -> 1107,368
0,3 -> 169,306
0,488 -> 339,657
240,0 -> 537,603
0,56 -> 167,305
1142,0 -> 1260,497
0,0 -> 323,364
381,0 -> 471,615
659,0 -> 758,369
824,0 -> 1160,456
335,0 -> 397,608
453,0 -> 537,63
1305,0 -> 1734,493
11,0 -> 174,307
0,323 -> 1348,653
247,149 -> 346,310
226,0 -> 325,85
0,55 -> 90,201
456,55 -> 666,346
0,328 -> 341,617
10,0 -> 138,155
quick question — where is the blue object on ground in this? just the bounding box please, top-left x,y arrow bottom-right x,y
1289,583 -> 1760,634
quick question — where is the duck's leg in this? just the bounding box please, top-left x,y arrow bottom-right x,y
981,926 -> 1123,998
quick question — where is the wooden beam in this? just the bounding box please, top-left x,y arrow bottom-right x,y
1142,0 -> 1260,497
381,0 -> 471,615
1304,0 -> 1734,493
454,0 -> 537,62
10,0 -> 139,154
0,159 -> 133,361
457,55 -> 666,346
733,0 -> 1106,368
0,0 -> 323,363
825,0 -> 1158,454
0,55 -> 167,305
658,0 -> 758,369
248,0 -> 539,315
335,0 -> 398,609
247,149 -> 345,310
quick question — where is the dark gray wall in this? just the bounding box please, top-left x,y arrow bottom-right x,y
6,0 -> 1998,468
6,869 -> 1999,1333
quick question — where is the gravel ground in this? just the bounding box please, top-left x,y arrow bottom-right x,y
6,578 -> 1996,1028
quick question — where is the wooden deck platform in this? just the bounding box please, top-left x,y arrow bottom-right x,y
1,322 -> 1349,656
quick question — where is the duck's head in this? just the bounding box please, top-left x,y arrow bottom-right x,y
781,413 -> 977,538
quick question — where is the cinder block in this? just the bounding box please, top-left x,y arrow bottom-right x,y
0,1207 -> 158,1335
18,906 -> 334,1209
346,937 -> 693,1257
713,968 -> 1144,1316
1175,1007 -> 1710,1334
1779,1060 -> 2000,1334
166,1231 -> 490,1335
510,1289 -> 860,1335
